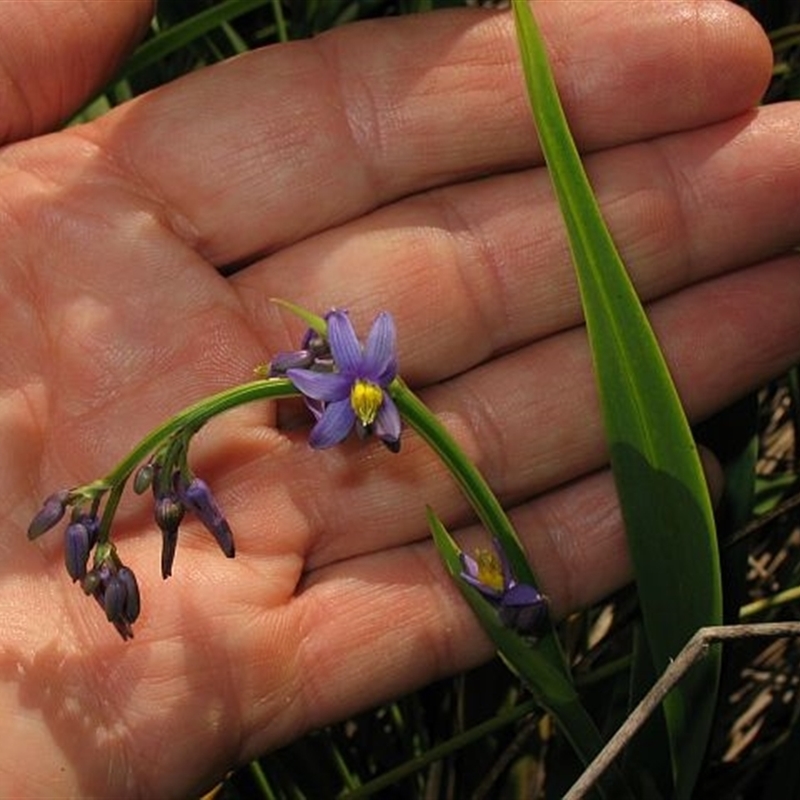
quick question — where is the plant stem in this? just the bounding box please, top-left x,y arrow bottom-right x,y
389,377 -> 536,586
99,378 -> 299,489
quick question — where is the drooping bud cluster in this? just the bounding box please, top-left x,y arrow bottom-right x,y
27,428 -> 236,639
27,490 -> 141,640
136,459 -> 235,580
82,544 -> 141,641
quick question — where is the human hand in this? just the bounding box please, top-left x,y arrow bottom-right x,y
3,2 -> 799,797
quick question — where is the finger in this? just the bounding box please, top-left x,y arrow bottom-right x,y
0,0 -> 153,143
235,102 -> 800,384
82,0 -> 770,264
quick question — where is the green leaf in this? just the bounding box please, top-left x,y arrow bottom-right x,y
511,2 -> 722,795
270,297 -> 329,337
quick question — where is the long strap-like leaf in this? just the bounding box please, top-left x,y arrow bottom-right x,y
512,3 -> 722,795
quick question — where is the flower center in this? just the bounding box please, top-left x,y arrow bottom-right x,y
474,549 -> 505,592
350,379 -> 383,426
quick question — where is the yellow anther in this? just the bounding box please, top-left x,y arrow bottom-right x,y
350,379 -> 383,426
475,549 -> 505,592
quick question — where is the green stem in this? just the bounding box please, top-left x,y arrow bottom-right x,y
99,378 -> 299,488
389,377 -> 536,586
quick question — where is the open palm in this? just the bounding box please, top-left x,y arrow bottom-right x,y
2,2 -> 800,797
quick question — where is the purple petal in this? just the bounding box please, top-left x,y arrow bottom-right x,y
374,394 -> 401,445
501,582 -> 544,608
363,312 -> 397,384
155,494 -> 184,578
459,551 -> 479,579
499,584 -> 548,636
326,310 -> 362,374
459,553 -> 503,600
288,368 -> 351,402
309,400 -> 355,448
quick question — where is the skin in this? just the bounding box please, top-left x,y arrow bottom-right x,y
0,0 -> 798,796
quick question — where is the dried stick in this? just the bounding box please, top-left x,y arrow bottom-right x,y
564,621 -> 800,800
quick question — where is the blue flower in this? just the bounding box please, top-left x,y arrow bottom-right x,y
287,310 -> 401,450
460,539 -> 548,637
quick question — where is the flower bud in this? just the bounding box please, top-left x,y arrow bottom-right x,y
267,349 -> 315,376
155,494 -> 185,579
28,490 -> 70,540
103,575 -> 127,623
179,478 -> 235,558
117,566 -> 141,623
64,522 -> 90,582
82,553 -> 138,640
133,463 -> 156,494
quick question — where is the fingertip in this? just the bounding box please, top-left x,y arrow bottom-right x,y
0,0 -> 154,143
697,0 -> 775,109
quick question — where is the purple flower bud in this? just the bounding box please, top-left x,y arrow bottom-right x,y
28,490 -> 70,540
64,522 -> 91,582
268,349 -> 315,376
72,513 -> 100,549
82,554 -> 138,640
117,566 -> 141,623
179,478 -> 235,558
103,575 -> 126,623
154,494 -> 185,578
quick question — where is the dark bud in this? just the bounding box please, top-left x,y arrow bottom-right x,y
117,566 -> 141,623
498,584 -> 549,638
81,569 -> 102,596
64,522 -> 91,582
381,437 -> 401,454
28,490 -> 70,540
267,349 -> 315,376
155,493 -> 185,579
179,477 -> 235,558
83,553 -> 139,640
72,512 -> 100,549
103,575 -> 126,623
